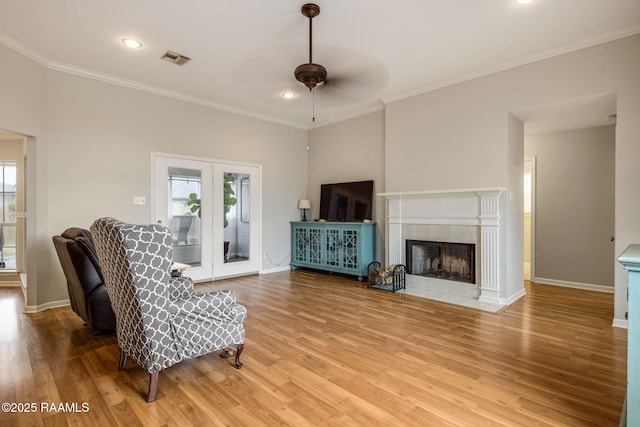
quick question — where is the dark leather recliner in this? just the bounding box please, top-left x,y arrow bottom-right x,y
52,227 -> 116,335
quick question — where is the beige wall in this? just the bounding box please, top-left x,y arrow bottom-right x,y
506,114 -> 525,298
384,34 -> 639,322
0,44 -> 48,308
0,43 -> 308,308
2,32 -> 640,323
310,34 -> 640,324
308,110 -> 386,261
525,126 -> 615,288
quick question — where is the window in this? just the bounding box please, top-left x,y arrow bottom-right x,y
0,161 -> 17,269
167,167 -> 202,266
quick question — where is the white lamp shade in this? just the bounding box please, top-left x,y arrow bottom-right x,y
297,199 -> 311,209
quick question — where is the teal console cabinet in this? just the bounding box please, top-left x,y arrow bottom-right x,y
291,221 -> 376,281
618,244 -> 640,426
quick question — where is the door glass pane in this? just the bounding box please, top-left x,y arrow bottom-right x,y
0,161 -> 16,269
224,172 -> 250,263
168,167 -> 202,266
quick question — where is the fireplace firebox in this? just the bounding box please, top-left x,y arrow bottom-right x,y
406,240 -> 475,284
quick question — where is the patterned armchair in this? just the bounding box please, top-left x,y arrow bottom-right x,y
90,217 -> 247,402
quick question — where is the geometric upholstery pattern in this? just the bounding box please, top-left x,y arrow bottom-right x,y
90,217 -> 246,400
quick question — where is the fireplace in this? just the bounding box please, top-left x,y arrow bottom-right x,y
380,188 -> 519,307
406,240 -> 475,284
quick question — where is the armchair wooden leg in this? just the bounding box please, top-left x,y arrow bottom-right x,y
118,350 -> 127,371
147,372 -> 159,402
234,343 -> 244,369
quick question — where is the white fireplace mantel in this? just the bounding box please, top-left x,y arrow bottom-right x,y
379,187 -> 508,307
378,186 -> 506,198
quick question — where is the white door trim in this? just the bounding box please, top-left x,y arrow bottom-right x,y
151,152 -> 262,281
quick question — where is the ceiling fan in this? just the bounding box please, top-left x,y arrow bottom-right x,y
288,2 -> 388,103
294,3 -> 327,91
230,2 -> 387,124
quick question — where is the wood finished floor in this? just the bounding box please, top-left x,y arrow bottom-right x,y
0,271 -> 628,426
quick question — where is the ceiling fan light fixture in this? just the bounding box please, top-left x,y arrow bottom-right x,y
294,63 -> 327,90
294,3 -> 327,91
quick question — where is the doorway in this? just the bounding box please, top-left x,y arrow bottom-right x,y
523,126 -> 615,290
153,153 -> 261,282
517,92 -> 616,292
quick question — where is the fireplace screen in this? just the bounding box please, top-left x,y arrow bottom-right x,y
406,240 -> 475,284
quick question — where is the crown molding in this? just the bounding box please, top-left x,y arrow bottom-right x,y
0,32 -> 50,67
47,61 -> 308,130
2,25 -> 639,131
382,25 -> 640,106
0,32 -> 308,131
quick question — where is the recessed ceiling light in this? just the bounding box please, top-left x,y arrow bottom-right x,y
121,38 -> 143,49
281,91 -> 297,99
514,0 -> 535,5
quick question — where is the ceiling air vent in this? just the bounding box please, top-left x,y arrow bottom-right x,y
161,50 -> 191,66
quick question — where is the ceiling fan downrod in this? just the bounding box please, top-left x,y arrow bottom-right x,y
294,3 -> 327,91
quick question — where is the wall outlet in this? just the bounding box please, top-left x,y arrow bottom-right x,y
133,196 -> 146,205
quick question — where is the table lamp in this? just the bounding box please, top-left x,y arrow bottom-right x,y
297,199 -> 311,221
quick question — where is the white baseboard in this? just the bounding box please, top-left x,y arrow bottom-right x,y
501,288 -> 527,305
612,318 -> 628,329
532,277 -> 614,293
260,265 -> 291,275
23,299 -> 70,314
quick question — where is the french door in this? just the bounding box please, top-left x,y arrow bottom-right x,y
154,156 -> 213,281
212,163 -> 260,279
153,154 -> 260,281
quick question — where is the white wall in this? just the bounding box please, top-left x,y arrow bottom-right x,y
614,65 -> 640,325
0,44 -> 48,309
525,126 -> 615,289
310,34 -> 640,324
386,35 -> 640,322
0,42 -> 308,308
506,114 -> 524,300
308,110 -> 386,261
2,32 -> 640,323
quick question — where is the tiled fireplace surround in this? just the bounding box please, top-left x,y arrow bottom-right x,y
381,188 -> 508,312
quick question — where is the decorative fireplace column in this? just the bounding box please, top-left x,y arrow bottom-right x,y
381,188 -> 507,305
478,190 -> 503,304
387,197 -> 403,263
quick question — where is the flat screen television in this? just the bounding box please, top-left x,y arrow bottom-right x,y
319,180 -> 374,222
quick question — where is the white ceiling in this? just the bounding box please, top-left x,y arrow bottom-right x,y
0,1 -> 638,130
